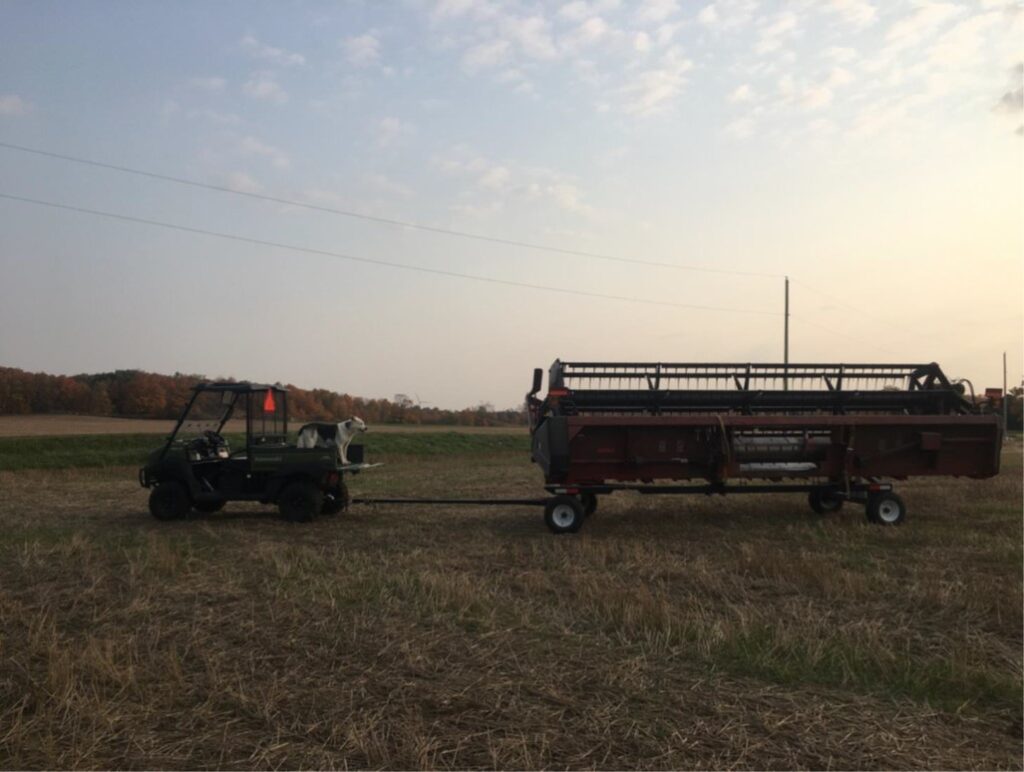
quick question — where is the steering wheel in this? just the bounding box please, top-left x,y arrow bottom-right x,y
202,430 -> 226,448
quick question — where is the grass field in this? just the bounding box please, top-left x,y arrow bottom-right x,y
0,429 -> 1021,769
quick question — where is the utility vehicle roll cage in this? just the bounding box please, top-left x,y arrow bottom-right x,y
159,382 -> 289,460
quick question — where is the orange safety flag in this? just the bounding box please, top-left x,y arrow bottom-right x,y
262,390 -> 276,413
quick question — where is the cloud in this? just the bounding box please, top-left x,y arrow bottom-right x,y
188,77 -> 227,93
224,171 -> 262,194
885,2 -> 962,50
240,35 -> 305,66
462,39 -> 512,72
993,87 -> 1024,114
635,0 -> 679,24
993,63 -> 1024,115
0,94 -> 32,116
342,33 -> 381,67
239,136 -> 290,169
242,74 -> 288,103
435,147 -> 595,217
928,12 -> 1000,66
500,14 -> 557,60
620,46 -> 693,115
755,12 -> 798,55
725,116 -> 755,139
728,83 -> 753,102
365,173 -> 414,198
376,116 -> 413,147
828,0 -> 877,28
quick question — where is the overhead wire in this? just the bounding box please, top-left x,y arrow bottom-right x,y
0,140 -> 782,279
0,192 -> 782,317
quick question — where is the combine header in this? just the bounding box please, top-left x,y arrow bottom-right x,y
526,361 -> 1002,533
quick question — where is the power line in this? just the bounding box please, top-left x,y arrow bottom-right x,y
0,140 -> 782,279
0,192 -> 782,316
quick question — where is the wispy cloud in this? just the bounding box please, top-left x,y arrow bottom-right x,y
342,33 -> 381,67
620,46 -> 693,115
239,135 -> 290,169
828,0 -> 876,29
0,94 -> 32,116
240,35 -> 305,66
376,116 -> 414,147
188,76 -> 227,93
242,73 -> 288,103
224,171 -> 262,194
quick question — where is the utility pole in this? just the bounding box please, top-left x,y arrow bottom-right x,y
1003,351 -> 1008,438
784,276 -> 790,390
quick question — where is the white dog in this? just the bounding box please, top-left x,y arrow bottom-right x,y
296,417 -> 367,464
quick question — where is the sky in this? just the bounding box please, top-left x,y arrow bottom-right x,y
0,0 -> 1021,410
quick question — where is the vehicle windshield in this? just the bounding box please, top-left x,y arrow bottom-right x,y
175,390 -> 235,440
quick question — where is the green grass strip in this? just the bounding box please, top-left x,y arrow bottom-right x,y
0,431 -> 530,471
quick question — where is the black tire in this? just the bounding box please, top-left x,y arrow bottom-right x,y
149,482 -> 190,521
278,481 -> 323,523
580,492 -> 598,517
193,500 -> 225,514
866,492 -> 906,526
544,495 -> 585,534
321,484 -> 350,515
809,489 -> 843,515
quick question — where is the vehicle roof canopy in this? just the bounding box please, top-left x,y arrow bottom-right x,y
192,382 -> 288,394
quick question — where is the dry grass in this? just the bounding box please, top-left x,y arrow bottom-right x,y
0,415 -> 523,438
0,439 -> 1021,769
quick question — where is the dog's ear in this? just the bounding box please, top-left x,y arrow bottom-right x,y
345,419 -> 352,428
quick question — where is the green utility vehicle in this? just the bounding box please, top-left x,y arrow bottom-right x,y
139,382 -> 371,522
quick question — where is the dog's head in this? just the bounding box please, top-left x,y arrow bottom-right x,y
345,417 -> 368,433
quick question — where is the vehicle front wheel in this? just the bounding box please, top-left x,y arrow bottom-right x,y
866,492 -> 906,526
149,482 -> 190,521
279,481 -> 323,523
544,495 -> 585,534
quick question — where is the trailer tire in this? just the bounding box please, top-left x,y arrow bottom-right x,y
321,483 -> 350,515
580,492 -> 598,517
809,489 -> 843,515
866,492 -> 905,526
193,500 -> 225,514
279,481 -> 323,523
545,495 -> 585,534
149,482 -> 190,521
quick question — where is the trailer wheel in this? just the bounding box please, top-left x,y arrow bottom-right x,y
193,500 -> 225,514
580,492 -> 598,517
279,481 -> 323,523
808,489 -> 843,515
149,482 -> 190,521
866,492 -> 906,526
321,483 -> 350,515
545,495 -> 585,534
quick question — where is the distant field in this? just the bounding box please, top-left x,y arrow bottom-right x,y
0,414 -> 524,437
0,433 -> 1020,769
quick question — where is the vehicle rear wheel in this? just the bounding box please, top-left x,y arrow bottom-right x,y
149,482 -> 190,521
580,492 -> 598,517
279,481 -> 323,523
809,489 -> 843,515
321,483 -> 350,515
193,500 -> 225,514
866,492 -> 905,526
544,495 -> 585,534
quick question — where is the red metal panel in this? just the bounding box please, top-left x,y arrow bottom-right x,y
559,414 -> 1001,485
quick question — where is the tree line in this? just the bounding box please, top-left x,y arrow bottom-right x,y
0,367 -> 526,426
